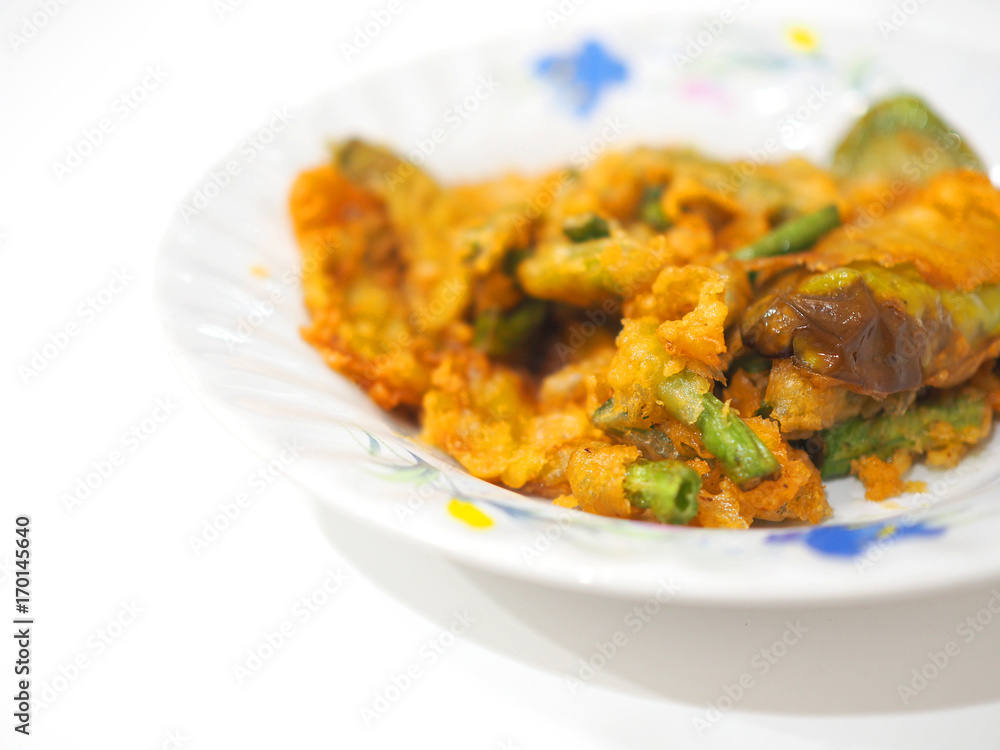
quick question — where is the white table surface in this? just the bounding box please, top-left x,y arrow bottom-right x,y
5,0 -> 1000,747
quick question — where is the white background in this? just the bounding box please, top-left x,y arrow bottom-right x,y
4,0 -> 1000,748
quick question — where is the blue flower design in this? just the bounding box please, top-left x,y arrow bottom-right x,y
535,40 -> 629,117
768,521 -> 944,558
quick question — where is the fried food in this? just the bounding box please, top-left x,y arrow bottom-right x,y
292,94 -> 999,527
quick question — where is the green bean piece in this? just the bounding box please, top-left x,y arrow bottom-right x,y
473,299 -> 548,357
692,388 -> 781,488
592,399 -> 679,460
728,352 -> 772,375
591,396 -> 623,431
501,248 -> 530,276
755,402 -> 774,419
623,459 -> 702,524
730,205 -> 841,261
638,186 -> 672,231
563,213 -> 611,243
818,392 -> 990,479
517,235 -> 631,307
594,369 -> 781,489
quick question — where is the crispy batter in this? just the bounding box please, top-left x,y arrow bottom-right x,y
420,350 -> 603,494
925,412 -> 992,468
805,171 -> 1000,291
764,360 -> 869,434
565,443 -> 642,519
851,452 -> 926,502
293,139 -> 998,528
643,266 -> 730,377
712,417 -> 830,524
724,369 -> 765,418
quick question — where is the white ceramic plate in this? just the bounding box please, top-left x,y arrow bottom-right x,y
156,14 -> 1000,605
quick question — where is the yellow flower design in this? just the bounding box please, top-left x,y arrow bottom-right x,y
447,499 -> 494,528
787,25 -> 820,54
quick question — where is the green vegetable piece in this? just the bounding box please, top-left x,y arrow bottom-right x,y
591,396 -> 622,431
655,369 -> 713,425
623,459 -> 702,524
335,139 -> 407,188
473,299 -> 548,357
518,234 -> 642,307
501,248 -> 530,276
563,213 -> 611,243
818,392 -> 989,479
598,317 -> 781,488
832,93 -> 984,186
693,390 -> 781,488
731,204 -> 841,261
620,427 -> 679,460
638,186 -> 672,231
333,138 -> 439,203
594,369 -> 781,489
729,352 -> 771,374
592,399 -> 678,460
